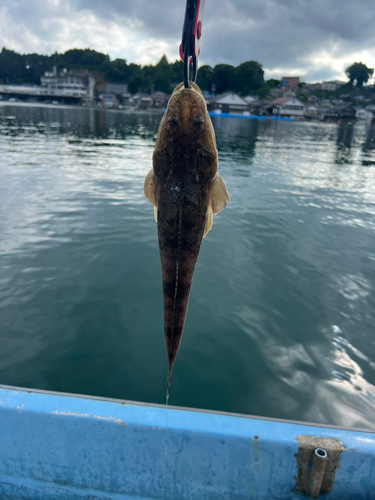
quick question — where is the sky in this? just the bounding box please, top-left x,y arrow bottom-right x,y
1,0 -> 375,83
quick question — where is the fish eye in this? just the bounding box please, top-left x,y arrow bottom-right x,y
168,114 -> 179,127
193,115 -> 204,126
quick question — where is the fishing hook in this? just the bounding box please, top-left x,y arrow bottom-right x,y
180,0 -> 205,88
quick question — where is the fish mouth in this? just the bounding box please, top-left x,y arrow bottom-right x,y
170,81 -> 205,101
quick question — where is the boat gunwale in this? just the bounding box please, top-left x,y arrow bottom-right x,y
1,383 -> 374,434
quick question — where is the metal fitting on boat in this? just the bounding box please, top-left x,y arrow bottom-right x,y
295,435 -> 343,497
307,448 -> 327,499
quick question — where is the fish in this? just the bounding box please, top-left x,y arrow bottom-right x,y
144,81 -> 229,397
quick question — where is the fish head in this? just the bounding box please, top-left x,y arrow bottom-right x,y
154,82 -> 218,181
160,82 -> 216,145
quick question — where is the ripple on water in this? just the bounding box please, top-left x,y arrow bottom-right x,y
1,105 -> 375,429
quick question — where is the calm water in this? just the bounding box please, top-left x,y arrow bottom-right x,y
1,103 -> 375,430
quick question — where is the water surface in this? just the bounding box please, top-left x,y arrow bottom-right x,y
1,103 -> 375,430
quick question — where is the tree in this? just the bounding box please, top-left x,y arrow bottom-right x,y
0,47 -> 268,97
345,62 -> 374,87
169,60 -> 183,86
267,79 -> 281,89
196,65 -> 213,92
105,58 -> 129,83
234,61 -> 264,95
153,55 -> 173,93
212,64 -> 236,94
127,64 -> 143,94
58,49 -> 110,70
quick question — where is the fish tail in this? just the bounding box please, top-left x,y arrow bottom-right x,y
159,202 -> 206,399
166,363 -> 173,403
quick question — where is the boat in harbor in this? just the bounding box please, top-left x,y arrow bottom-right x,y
0,384 -> 373,499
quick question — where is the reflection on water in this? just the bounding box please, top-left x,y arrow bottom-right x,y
361,126 -> 375,166
1,104 -> 375,430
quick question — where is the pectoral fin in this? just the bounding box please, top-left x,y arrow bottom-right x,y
210,173 -> 229,214
144,169 -> 157,207
203,173 -> 229,238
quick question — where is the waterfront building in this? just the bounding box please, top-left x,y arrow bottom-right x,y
317,102 -> 332,121
40,67 -> 95,100
132,93 -> 152,109
99,93 -> 119,108
304,104 -> 319,120
208,92 -> 250,114
269,97 -> 305,118
324,105 -> 356,122
121,93 -> 132,106
152,91 -> 170,108
249,100 -> 267,115
355,109 -> 373,125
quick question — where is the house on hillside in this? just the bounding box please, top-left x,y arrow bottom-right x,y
281,76 -> 300,89
321,81 -> 345,92
268,88 -> 282,98
208,92 -> 250,114
338,94 -> 351,102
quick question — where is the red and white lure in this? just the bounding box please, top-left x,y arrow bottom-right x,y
179,0 -> 206,87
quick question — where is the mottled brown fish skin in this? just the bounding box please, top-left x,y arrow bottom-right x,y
153,83 -> 218,374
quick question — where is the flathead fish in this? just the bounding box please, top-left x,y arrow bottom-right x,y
144,82 -> 229,396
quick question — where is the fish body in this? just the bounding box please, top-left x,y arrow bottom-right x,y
144,82 -> 229,393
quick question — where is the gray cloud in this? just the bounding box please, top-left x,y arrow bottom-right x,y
1,0 -> 375,82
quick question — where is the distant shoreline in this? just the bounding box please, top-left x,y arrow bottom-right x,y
1,101 -> 371,126
0,101 -> 164,115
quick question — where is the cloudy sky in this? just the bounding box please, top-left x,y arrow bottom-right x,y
1,0 -> 374,82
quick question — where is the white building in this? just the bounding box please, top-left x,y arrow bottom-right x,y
272,98 -> 305,118
305,104 -> 319,120
321,81 -> 345,92
40,68 -> 95,99
210,93 -> 249,114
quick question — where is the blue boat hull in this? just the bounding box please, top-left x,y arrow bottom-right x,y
0,385 -> 374,499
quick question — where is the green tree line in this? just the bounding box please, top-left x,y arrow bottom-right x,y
0,47 -> 266,95
2,47 -> 372,96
